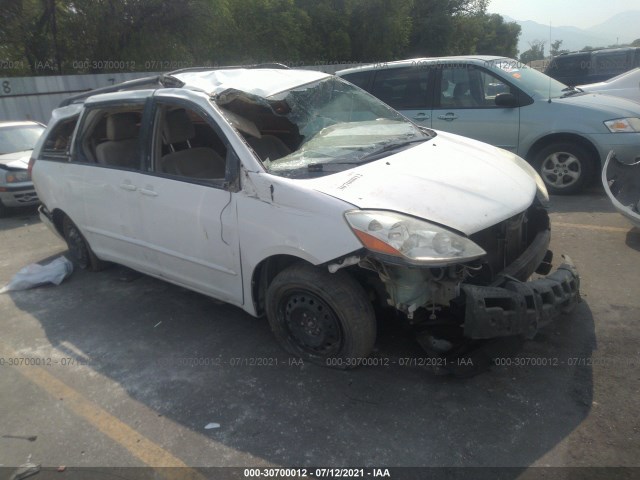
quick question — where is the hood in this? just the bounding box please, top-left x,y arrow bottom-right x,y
307,131 -> 537,235
553,92 -> 640,118
0,150 -> 31,169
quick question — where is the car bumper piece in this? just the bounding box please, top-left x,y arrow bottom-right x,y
461,255 -> 580,339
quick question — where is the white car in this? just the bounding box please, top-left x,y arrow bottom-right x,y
578,68 -> 640,103
0,120 -> 45,216
32,66 -> 580,372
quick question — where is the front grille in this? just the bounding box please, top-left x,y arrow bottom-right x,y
468,203 -> 550,285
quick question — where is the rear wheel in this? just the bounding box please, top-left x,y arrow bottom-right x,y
533,142 -> 595,195
266,263 -> 376,369
62,217 -> 107,271
0,200 -> 7,218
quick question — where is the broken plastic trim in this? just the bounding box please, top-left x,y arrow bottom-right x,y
462,255 -> 580,339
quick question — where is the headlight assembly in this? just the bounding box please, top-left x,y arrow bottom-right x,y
3,169 -> 30,183
604,118 -> 640,133
344,210 -> 486,266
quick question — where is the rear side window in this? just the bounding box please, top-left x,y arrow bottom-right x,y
547,53 -> 590,78
40,117 -> 79,161
594,51 -> 633,76
340,71 -> 373,90
370,67 -> 431,109
75,105 -> 145,168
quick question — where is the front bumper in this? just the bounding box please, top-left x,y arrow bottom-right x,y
602,151 -> 640,229
461,255 -> 580,339
0,183 -> 39,207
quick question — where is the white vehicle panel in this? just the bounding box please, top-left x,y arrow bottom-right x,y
307,131 -> 536,235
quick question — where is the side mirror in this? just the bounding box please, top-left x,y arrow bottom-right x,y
495,92 -> 518,108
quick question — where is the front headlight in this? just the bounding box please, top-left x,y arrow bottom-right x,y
3,169 -> 30,183
344,210 -> 486,266
604,118 -> 640,133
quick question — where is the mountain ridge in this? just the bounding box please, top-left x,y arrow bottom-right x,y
495,11 -> 640,55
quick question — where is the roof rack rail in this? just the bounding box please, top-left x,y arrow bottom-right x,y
57,74 -> 184,107
167,62 -> 290,75
57,63 -> 290,108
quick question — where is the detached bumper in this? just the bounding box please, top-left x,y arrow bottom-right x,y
461,256 -> 580,339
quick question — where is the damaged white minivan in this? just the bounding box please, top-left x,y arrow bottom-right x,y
31,66 -> 580,373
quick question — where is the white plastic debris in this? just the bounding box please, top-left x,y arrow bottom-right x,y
204,422 -> 220,430
0,256 -> 73,294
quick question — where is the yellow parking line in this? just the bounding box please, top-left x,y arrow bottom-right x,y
0,342 -> 205,480
553,221 -> 630,233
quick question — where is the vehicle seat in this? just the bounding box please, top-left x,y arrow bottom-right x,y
453,81 -> 473,107
161,109 -> 226,178
95,113 -> 140,168
246,135 -> 291,161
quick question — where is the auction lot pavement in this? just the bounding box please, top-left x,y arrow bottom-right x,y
0,188 -> 638,479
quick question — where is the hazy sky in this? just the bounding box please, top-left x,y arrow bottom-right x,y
488,0 -> 639,28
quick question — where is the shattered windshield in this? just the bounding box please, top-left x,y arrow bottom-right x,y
215,76 -> 433,179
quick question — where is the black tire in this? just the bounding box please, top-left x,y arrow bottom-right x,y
62,216 -> 107,271
266,263 -> 376,369
0,199 -> 7,218
532,142 -> 595,195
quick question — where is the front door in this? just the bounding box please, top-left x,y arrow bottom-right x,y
431,65 -> 520,152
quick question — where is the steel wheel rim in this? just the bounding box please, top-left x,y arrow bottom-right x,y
280,291 -> 343,356
540,151 -> 581,188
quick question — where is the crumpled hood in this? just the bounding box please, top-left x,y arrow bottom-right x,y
0,150 -> 30,169
307,131 -> 537,235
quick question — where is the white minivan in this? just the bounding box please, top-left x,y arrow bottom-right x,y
31,66 -> 580,373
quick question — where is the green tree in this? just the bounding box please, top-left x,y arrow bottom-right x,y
449,12 -> 520,57
520,40 -> 545,64
348,0 -> 414,61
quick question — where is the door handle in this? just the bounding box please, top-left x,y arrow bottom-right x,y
138,188 -> 158,197
119,183 -> 137,191
412,113 -> 430,121
437,113 -> 458,121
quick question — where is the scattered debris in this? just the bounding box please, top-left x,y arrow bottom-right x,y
2,435 -> 37,442
57,466 -> 66,472
153,321 -> 162,328
0,257 -> 73,294
9,462 -> 40,480
204,422 -> 220,429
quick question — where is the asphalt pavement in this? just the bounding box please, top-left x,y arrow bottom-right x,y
0,187 -> 638,480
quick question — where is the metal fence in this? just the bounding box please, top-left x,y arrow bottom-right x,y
0,64 -> 362,124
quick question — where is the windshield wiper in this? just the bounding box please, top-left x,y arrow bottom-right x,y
358,137 -> 431,162
560,86 -> 583,98
306,138 -> 431,172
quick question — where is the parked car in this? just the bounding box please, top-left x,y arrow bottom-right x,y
0,120 -> 45,216
578,67 -> 640,103
32,66 -> 580,373
545,47 -> 640,87
337,56 -> 640,195
602,151 -> 640,229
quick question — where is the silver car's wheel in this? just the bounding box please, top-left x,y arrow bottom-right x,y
533,142 -> 594,195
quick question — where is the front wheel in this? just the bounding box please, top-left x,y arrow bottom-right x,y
63,217 -> 107,271
532,142 -> 595,195
266,263 -> 376,369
